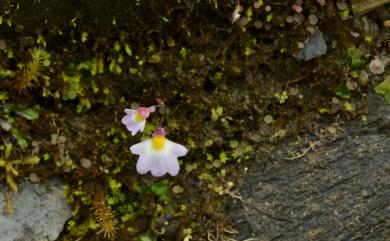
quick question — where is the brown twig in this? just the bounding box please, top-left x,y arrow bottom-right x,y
351,0 -> 390,15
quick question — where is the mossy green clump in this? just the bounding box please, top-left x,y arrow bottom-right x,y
0,143 -> 40,195
2,103 -> 39,120
1,104 -> 39,149
375,76 -> 390,104
335,83 -> 351,100
347,47 -> 365,69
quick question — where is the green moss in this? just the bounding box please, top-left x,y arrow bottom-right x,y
347,47 -> 364,69
375,76 -> 390,104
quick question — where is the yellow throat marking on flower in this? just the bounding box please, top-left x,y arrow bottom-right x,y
152,136 -> 165,150
134,113 -> 144,123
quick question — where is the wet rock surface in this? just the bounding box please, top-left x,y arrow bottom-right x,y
0,180 -> 71,241
229,93 -> 390,241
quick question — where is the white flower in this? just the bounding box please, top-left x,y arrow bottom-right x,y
121,106 -> 155,136
130,128 -> 188,177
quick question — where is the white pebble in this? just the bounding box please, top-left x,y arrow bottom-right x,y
254,20 -> 263,28
239,17 -> 249,26
306,26 -> 316,34
346,80 -> 358,90
286,16 -> 294,23
80,158 -> 92,169
336,1 -> 347,11
317,0 -> 326,6
369,56 -> 385,75
263,115 -> 273,124
29,173 -> 40,183
253,1 -> 261,9
308,14 -> 318,25
293,14 -> 304,24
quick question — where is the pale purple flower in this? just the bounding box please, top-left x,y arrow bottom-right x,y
130,128 -> 188,177
121,106 -> 156,136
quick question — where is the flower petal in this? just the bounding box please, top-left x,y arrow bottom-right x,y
121,113 -> 134,126
131,137 -> 186,177
166,139 -> 188,157
136,155 -> 152,174
130,139 -> 151,155
122,109 -> 147,135
150,155 -> 167,177
124,109 -> 136,114
126,119 -> 146,136
139,120 -> 146,132
166,155 -> 180,176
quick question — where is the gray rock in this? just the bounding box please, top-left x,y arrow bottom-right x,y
0,180 -> 71,241
297,30 -> 327,61
228,93 -> 390,241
